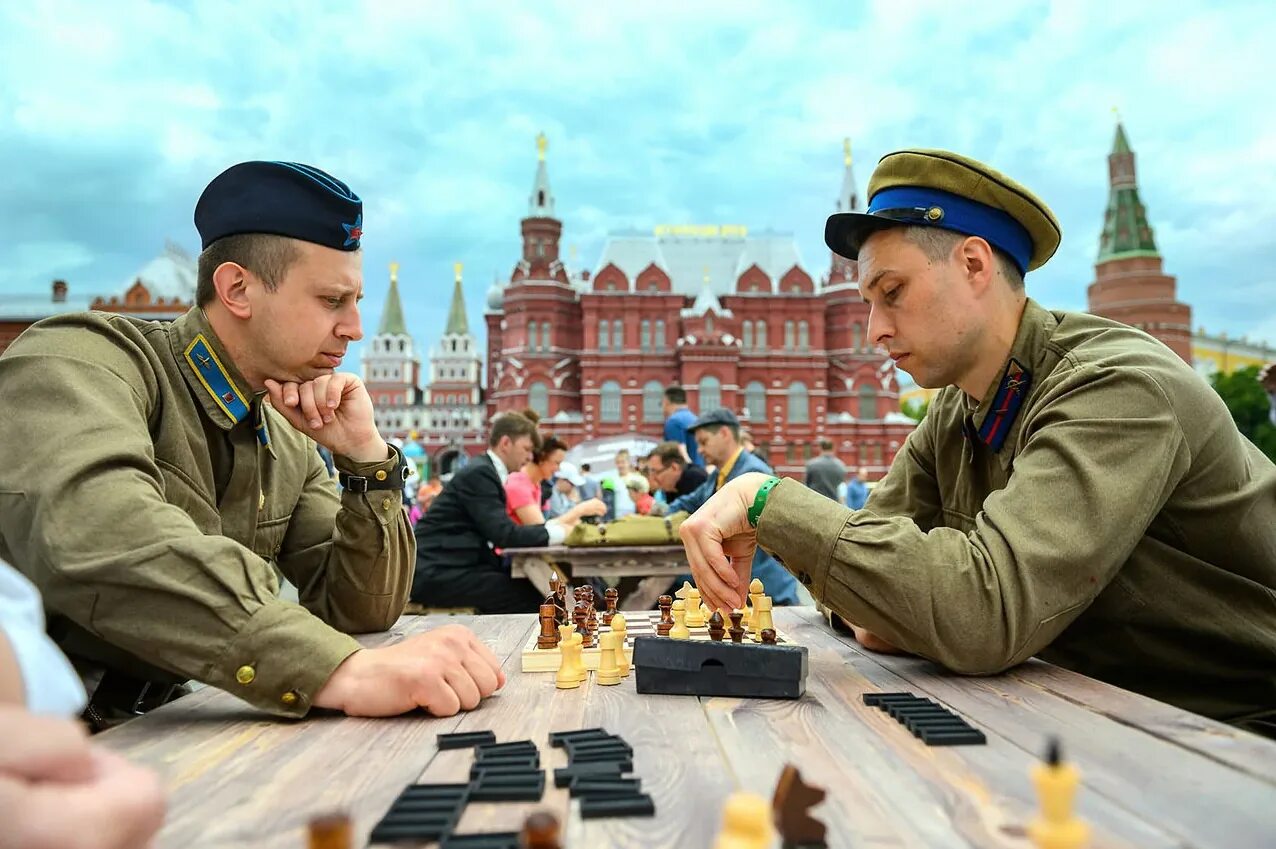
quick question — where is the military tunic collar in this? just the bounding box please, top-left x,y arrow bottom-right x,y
169,308 -> 272,450
966,299 -> 1057,464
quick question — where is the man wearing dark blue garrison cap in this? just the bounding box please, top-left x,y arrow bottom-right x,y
680,149 -> 1276,737
0,161 -> 505,728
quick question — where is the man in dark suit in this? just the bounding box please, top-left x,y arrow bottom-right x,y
412,412 -> 573,613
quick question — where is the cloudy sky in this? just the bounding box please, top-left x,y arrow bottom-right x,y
3,0 -> 1275,372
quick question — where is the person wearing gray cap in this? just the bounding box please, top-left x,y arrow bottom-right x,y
664,408 -> 799,605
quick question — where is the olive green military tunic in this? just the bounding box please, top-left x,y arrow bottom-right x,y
759,299 -> 1276,731
0,307 -> 413,717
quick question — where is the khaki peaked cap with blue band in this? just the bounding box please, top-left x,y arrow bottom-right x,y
825,149 -> 1062,274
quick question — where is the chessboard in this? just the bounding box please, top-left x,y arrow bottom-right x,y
521,609 -> 793,673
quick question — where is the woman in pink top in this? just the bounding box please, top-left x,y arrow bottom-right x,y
505,434 -> 605,526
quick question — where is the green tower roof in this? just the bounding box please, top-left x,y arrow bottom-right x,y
445,264 -> 469,336
1097,122 -> 1160,263
377,265 -> 407,335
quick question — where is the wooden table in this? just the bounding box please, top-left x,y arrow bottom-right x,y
98,608 -> 1276,848
508,544 -> 689,610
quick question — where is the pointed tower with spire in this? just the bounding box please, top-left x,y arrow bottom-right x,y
426,263 -> 484,439
827,137 -> 861,288
821,138 -> 902,424
364,262 -> 421,422
486,131 -> 585,422
1088,118 -> 1192,363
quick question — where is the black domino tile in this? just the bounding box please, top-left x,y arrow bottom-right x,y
580,793 -> 656,819
862,691 -> 985,746
437,730 -> 497,750
439,832 -> 520,849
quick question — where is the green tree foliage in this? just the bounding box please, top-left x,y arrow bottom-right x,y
1210,365 -> 1276,462
900,396 -> 930,422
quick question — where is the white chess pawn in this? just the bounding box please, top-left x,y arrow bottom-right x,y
555,624 -> 579,689
746,579 -> 765,636
611,613 -> 630,676
669,599 -> 691,640
596,632 -> 622,685
712,792 -> 774,849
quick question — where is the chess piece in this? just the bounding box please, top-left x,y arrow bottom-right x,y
555,624 -> 580,689
657,594 -> 674,636
308,813 -> 352,849
537,603 -> 560,649
573,630 -> 588,683
700,601 -> 713,629
685,588 -> 705,628
747,578 -> 765,636
574,606 -> 594,648
771,764 -> 827,849
602,587 -> 619,626
708,610 -> 726,641
712,791 -> 775,849
728,610 -> 745,643
596,632 -> 622,685
751,595 -> 774,642
611,613 -> 631,676
669,599 -> 691,640
587,602 -> 599,633
520,810 -> 562,849
1027,738 -> 1089,849
760,628 -> 777,645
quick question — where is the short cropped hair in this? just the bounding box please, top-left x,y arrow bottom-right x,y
647,441 -> 687,469
663,386 -> 687,404
196,233 -> 301,306
489,411 -> 541,449
819,438 -> 834,451
902,226 -> 1024,290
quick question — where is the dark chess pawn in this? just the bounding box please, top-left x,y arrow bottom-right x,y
708,610 -> 726,641
728,610 -> 745,643
602,587 -> 619,626
760,628 -> 777,645
656,594 -> 674,636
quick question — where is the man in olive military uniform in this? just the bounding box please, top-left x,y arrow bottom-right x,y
681,149 -> 1276,737
0,161 -> 503,726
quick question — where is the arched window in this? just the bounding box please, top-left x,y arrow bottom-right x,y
529,382 -> 549,417
642,380 -> 664,423
745,381 -> 766,422
612,319 -> 623,350
705,315 -> 714,335
598,319 -> 609,352
655,320 -> 666,349
641,319 -> 651,351
699,375 -> 721,412
858,384 -> 877,420
527,320 -> 538,352
742,320 -> 753,350
787,382 -> 809,423
851,321 -> 863,352
541,324 -> 551,351
398,339 -> 405,352
756,320 -> 767,350
784,320 -> 795,350
534,239 -> 545,258
600,380 -> 622,422
798,320 -> 809,351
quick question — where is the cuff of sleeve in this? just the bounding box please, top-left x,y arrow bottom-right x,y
335,445 -> 404,527
545,522 -> 567,545
756,478 -> 850,598
208,600 -> 361,718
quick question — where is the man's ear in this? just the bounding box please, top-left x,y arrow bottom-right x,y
958,236 -> 997,297
212,261 -> 254,319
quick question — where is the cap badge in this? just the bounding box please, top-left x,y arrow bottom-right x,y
925,206 -> 944,222
342,213 -> 363,247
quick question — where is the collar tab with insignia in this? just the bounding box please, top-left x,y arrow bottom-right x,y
183,334 -> 250,425
977,358 -> 1032,453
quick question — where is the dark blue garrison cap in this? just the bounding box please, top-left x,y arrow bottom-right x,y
194,161 -> 363,251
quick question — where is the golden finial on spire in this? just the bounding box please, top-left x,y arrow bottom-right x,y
536,131 -> 548,161
389,261 -> 399,282
843,137 -> 853,166
1111,105 -> 1121,122
453,262 -> 463,283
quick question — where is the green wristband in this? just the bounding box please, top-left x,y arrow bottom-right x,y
748,476 -> 781,528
